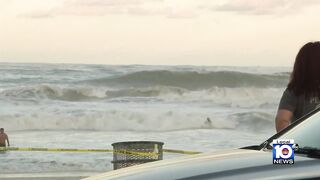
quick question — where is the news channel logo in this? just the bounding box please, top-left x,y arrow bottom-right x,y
272,139 -> 295,164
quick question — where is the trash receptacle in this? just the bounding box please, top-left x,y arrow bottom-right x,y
111,141 -> 164,170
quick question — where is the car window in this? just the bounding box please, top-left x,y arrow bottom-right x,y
274,111 -> 320,149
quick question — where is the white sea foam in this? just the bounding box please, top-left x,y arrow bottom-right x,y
1,102 -> 276,133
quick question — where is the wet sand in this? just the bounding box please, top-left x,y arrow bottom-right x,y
0,172 -> 98,180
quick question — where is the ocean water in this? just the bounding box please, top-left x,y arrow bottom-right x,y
0,63 -> 290,174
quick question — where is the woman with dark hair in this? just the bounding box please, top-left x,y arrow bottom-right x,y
276,42 -> 320,132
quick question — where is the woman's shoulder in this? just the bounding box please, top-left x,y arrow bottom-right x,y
282,88 -> 297,97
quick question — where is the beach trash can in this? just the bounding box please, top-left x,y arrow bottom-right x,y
111,141 -> 164,170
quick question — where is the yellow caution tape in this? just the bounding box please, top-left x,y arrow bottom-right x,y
0,147 -> 200,156
163,149 -> 201,155
0,147 -> 158,157
1,147 -> 112,153
114,149 -> 158,158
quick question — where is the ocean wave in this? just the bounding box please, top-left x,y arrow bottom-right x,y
0,84 -> 106,101
0,84 -> 282,108
84,70 -> 289,89
0,84 -> 185,101
2,109 -> 275,132
229,112 -> 275,132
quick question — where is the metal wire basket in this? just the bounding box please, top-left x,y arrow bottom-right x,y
111,141 -> 164,170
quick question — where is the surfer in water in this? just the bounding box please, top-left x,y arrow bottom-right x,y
276,42 -> 320,132
0,128 -> 10,147
204,117 -> 213,128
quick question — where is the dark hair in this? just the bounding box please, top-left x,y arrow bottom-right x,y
0,128 -> 3,130
288,42 -> 320,98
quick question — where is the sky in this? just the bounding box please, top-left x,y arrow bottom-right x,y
0,0 -> 320,66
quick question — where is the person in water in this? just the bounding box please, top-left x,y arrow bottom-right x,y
0,128 -> 10,147
204,117 -> 212,128
275,42 -> 320,132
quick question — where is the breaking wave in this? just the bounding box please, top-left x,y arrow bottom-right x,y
0,84 -> 106,101
230,112 -> 275,132
2,109 -> 274,132
0,84 -> 282,108
0,66 -> 283,133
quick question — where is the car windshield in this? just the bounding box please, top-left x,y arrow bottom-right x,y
270,110 -> 320,150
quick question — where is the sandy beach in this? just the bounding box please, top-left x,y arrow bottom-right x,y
0,172 -> 97,180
